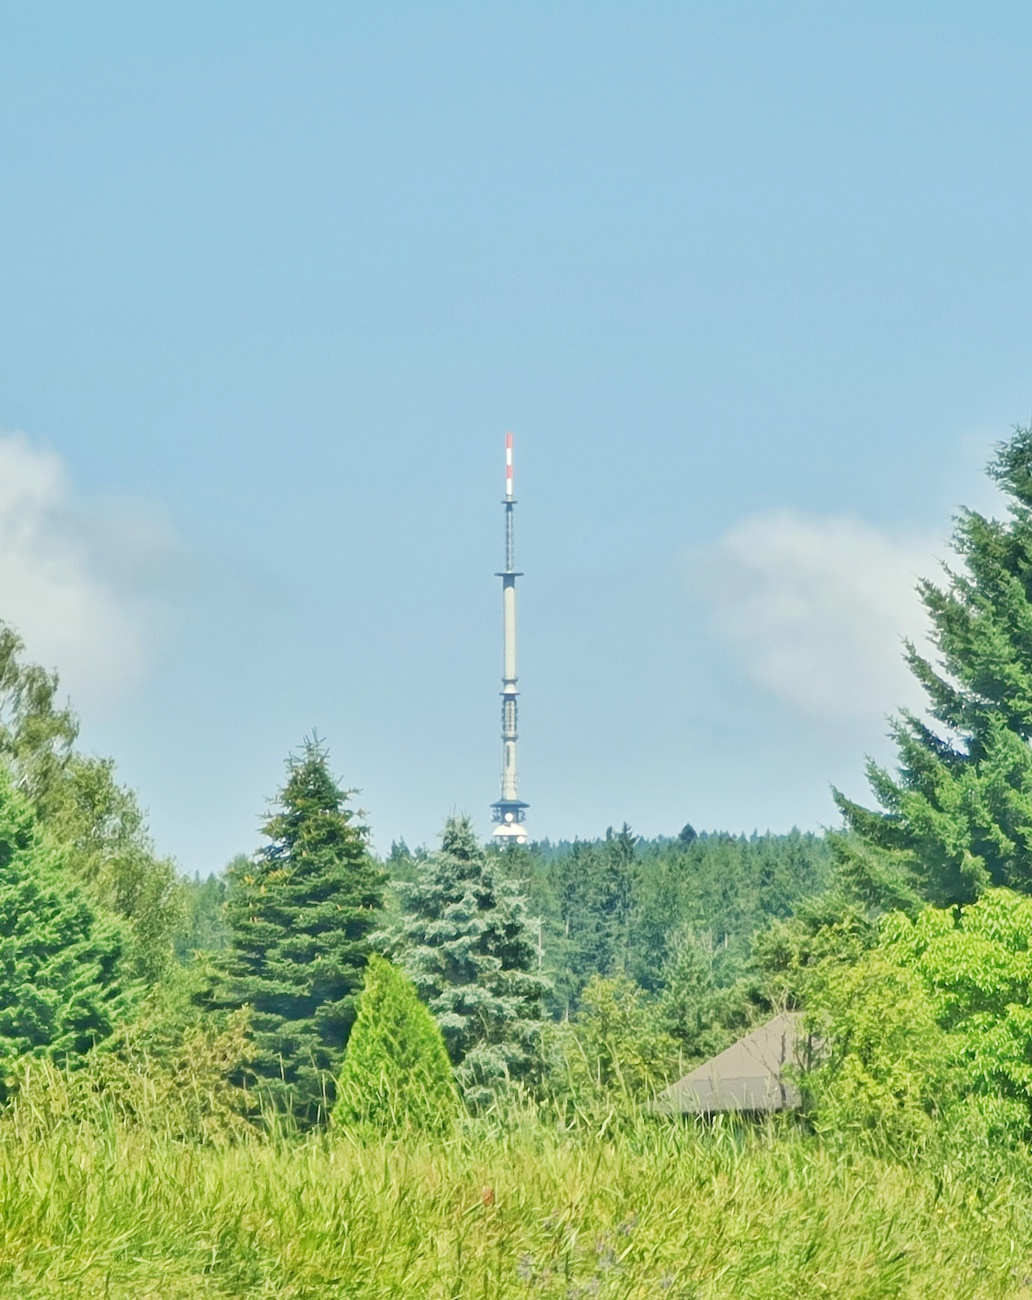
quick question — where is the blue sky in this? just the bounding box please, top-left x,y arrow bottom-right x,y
1,2 -> 1031,871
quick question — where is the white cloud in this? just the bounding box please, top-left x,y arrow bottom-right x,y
0,431 -> 163,709
690,509 -> 942,722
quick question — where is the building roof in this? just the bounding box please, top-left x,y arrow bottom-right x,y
653,1011 -> 805,1115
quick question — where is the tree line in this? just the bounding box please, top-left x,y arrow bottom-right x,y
0,612 -> 833,1131
8,425 -> 1032,1142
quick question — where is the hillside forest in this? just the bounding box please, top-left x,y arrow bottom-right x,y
11,431 -> 1032,1295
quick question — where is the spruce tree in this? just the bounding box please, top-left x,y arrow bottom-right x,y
334,955 -> 457,1135
837,426 -> 1032,907
0,764 -> 128,1087
213,737 -> 385,1124
550,826 -> 641,1010
399,815 -> 551,1108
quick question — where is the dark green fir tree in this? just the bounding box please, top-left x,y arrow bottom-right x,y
399,815 -> 551,1108
550,825 -> 640,1011
212,737 -> 385,1124
0,763 -> 129,1089
837,426 -> 1032,907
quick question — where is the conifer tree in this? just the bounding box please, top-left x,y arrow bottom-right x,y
334,954 -> 457,1135
213,737 -> 385,1124
0,764 -> 128,1088
550,825 -> 641,1010
399,815 -> 551,1108
837,427 -> 1032,907
0,624 -> 182,978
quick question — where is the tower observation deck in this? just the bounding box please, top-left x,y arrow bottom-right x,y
491,432 -> 528,843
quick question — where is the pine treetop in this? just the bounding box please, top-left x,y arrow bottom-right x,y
837,426 -> 1032,906
212,737 -> 386,1125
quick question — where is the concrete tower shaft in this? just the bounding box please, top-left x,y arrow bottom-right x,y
492,432 -> 528,842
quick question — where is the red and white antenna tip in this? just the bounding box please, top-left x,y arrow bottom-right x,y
505,431 -> 514,498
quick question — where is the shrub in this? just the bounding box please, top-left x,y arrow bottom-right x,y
334,955 -> 457,1136
806,887 -> 1032,1148
5,1005 -> 255,1145
545,975 -> 680,1119
806,950 -> 959,1151
880,888 -> 1032,1123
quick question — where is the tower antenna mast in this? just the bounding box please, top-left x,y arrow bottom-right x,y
491,431 -> 529,842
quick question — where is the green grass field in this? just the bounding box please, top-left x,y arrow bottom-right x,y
1,1104 -> 1030,1299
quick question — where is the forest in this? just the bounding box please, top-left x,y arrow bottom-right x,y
11,430 -> 1032,1296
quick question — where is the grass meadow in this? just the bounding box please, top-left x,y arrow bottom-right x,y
2,1098 -> 1032,1299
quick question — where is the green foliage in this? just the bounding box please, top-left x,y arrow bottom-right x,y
633,829 -> 832,986
545,826 -> 640,1010
548,947 -> 762,1117
551,974 -> 679,1110
879,888 -> 1032,1124
807,887 -> 1032,1147
657,930 -> 759,1060
0,765 -> 130,1089
210,737 -> 386,1126
837,426 -> 1032,906
0,625 -> 183,979
806,949 -> 958,1150
334,955 -> 457,1136
383,838 -> 423,885
45,755 -> 184,981
175,868 -> 230,960
8,966 -> 254,1145
87,967 -> 253,1142
521,827 -> 832,1013
398,815 -> 551,1109
751,890 -> 878,1006
0,623 -> 78,815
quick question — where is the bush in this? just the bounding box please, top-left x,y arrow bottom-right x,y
4,966 -> 255,1144
806,950 -> 959,1151
6,1011 -> 255,1146
544,975 -> 680,1120
880,888 -> 1032,1123
806,888 -> 1032,1149
334,956 -> 457,1136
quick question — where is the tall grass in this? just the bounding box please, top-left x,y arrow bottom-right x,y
0,1086 -> 1030,1300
